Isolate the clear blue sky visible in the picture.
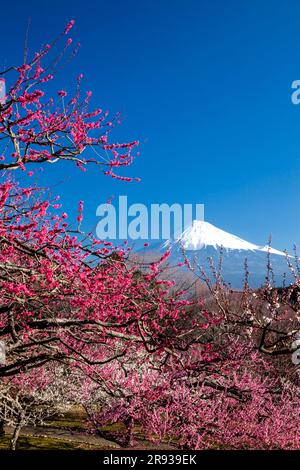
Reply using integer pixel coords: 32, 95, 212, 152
2, 0, 300, 251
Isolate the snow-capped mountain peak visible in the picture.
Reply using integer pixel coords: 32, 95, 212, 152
171, 220, 286, 256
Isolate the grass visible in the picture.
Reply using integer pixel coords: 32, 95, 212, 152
0, 434, 100, 450
45, 418, 86, 430
45, 406, 87, 431
0, 406, 176, 450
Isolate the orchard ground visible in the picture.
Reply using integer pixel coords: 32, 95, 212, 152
0, 406, 176, 450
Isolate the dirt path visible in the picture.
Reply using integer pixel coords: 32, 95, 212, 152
4, 425, 121, 449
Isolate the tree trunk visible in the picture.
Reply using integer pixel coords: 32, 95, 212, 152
0, 420, 5, 437
124, 416, 134, 447
10, 424, 22, 450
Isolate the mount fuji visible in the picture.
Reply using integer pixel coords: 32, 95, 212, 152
169, 220, 285, 256
161, 221, 291, 288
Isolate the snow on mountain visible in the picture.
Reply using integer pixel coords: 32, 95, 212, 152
169, 220, 286, 257
156, 220, 291, 287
